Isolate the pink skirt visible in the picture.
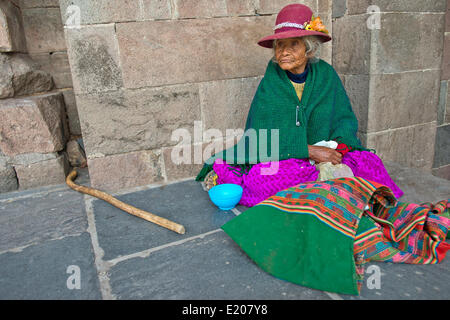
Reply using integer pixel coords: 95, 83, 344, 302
213, 150, 404, 207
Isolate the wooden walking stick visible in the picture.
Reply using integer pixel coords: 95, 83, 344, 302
66, 169, 186, 235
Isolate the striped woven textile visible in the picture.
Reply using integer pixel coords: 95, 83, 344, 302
222, 177, 450, 295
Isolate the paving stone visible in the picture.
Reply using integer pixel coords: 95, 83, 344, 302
0, 186, 87, 252
108, 231, 331, 300
0, 233, 101, 299
92, 180, 236, 261
341, 258, 450, 300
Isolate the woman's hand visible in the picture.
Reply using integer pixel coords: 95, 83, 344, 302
308, 145, 342, 165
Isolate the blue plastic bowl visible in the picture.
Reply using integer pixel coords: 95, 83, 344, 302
208, 184, 243, 211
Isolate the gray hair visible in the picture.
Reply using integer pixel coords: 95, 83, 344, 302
272, 36, 322, 64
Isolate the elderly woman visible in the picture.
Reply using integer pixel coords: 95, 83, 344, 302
196, 3, 403, 207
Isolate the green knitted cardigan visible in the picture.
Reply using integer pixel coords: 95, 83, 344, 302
196, 58, 370, 181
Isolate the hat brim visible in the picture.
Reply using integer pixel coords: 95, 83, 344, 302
257, 30, 332, 48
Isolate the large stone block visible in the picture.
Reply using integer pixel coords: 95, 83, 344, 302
29, 51, 73, 89
346, 0, 447, 15
18, 0, 60, 8
116, 16, 274, 89
332, 14, 371, 75
0, 92, 68, 156
258, 0, 316, 14
438, 80, 448, 125
64, 24, 123, 94
14, 154, 70, 190
365, 122, 437, 170
372, 13, 445, 73
175, 0, 227, 18
226, 0, 257, 16
21, 7, 66, 53
367, 70, 440, 132
200, 76, 261, 135
75, 84, 201, 157
87, 150, 164, 192
0, 0, 27, 53
447, 82, 450, 123
0, 53, 54, 99
433, 124, 450, 168
162, 143, 205, 182
59, 0, 171, 25
432, 164, 450, 180
446, 0, 450, 32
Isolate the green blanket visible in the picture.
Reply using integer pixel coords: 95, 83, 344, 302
196, 59, 369, 181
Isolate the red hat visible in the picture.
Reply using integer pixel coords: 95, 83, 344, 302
257, 4, 332, 48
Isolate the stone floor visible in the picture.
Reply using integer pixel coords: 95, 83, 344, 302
0, 161, 449, 300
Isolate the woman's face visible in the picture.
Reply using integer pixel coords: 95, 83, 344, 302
275, 38, 309, 74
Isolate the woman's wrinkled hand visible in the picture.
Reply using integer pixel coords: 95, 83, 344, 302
308, 145, 342, 165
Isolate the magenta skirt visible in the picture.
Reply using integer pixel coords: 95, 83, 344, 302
213, 150, 404, 207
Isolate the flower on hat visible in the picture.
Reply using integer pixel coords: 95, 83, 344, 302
304, 16, 329, 34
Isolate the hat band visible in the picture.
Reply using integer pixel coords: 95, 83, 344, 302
273, 22, 306, 31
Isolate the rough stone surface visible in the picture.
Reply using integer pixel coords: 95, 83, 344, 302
433, 124, 450, 168
332, 0, 347, 18
0, 0, 27, 53
21, 7, 66, 53
175, 0, 228, 18
373, 13, 445, 73
200, 76, 261, 134
60, 88, 81, 135
66, 139, 86, 167
116, 16, 274, 89
29, 52, 73, 89
447, 82, 450, 123
258, 0, 316, 14
64, 24, 123, 94
0, 53, 54, 98
59, 0, 171, 25
0, 92, 68, 156
87, 150, 164, 192
14, 154, 70, 190
367, 70, 440, 132
438, 80, 448, 125
226, 0, 257, 16
0, 165, 18, 193
18, 0, 60, 8
332, 13, 371, 75
365, 122, 437, 170
7, 152, 58, 166
442, 33, 450, 80
76, 84, 201, 157
162, 143, 206, 182
432, 164, 450, 180
346, 0, 447, 15
343, 74, 370, 133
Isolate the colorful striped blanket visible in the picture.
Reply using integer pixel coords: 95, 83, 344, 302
221, 177, 450, 295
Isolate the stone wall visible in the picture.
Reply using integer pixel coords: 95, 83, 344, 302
60, 0, 333, 191
333, 0, 448, 176
0, 0, 80, 192
434, 0, 450, 179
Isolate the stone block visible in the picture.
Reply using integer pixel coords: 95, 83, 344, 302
258, 0, 317, 14
15, 154, 70, 190
332, 14, 371, 75
438, 80, 448, 125
318, 0, 332, 14
0, 53, 54, 98
365, 122, 437, 170
332, 0, 347, 18
442, 33, 450, 80
59, 0, 171, 25
446, 1, 450, 32
0, 92, 68, 156
226, 0, 257, 16
432, 164, 450, 180
200, 76, 261, 135
7, 152, 59, 166
0, 165, 18, 193
60, 89, 81, 135
342, 74, 370, 133
447, 83, 450, 123
162, 143, 205, 182
0, 0, 27, 52
29, 51, 73, 89
87, 150, 164, 192
64, 24, 123, 94
175, 0, 227, 18
433, 124, 450, 168
18, 0, 60, 8
116, 16, 274, 89
76, 84, 201, 158
367, 70, 440, 132
21, 7, 66, 53
346, 0, 447, 15
372, 13, 445, 73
